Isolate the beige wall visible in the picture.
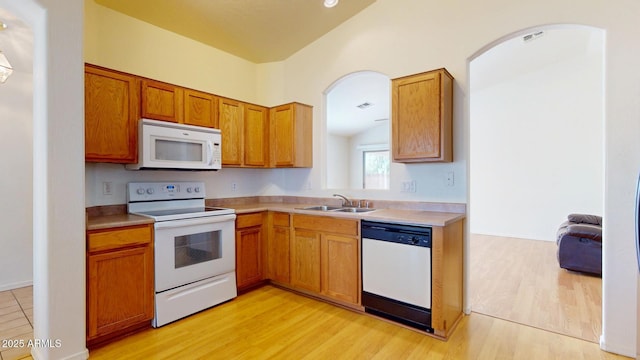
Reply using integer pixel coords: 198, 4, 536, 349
278, 0, 640, 355
84, 0, 259, 104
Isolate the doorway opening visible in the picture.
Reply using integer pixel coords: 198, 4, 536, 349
468, 25, 605, 342
324, 71, 390, 190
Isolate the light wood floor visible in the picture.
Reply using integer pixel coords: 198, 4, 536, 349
0, 287, 33, 360
88, 285, 628, 360
469, 233, 602, 343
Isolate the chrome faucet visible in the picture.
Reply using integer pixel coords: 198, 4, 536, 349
333, 193, 352, 207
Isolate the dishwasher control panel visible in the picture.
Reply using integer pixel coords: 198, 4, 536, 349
361, 220, 431, 248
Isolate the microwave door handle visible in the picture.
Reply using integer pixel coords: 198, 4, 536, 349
206, 140, 213, 165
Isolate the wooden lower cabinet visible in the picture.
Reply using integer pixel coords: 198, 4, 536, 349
290, 229, 321, 293
235, 212, 266, 292
266, 212, 291, 284
291, 215, 360, 306
86, 224, 154, 347
431, 219, 464, 338
321, 234, 359, 304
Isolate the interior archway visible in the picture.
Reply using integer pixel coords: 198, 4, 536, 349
323, 71, 391, 190
467, 24, 605, 342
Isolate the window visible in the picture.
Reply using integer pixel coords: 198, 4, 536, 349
363, 150, 390, 189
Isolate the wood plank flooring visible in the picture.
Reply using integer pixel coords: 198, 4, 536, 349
0, 287, 33, 360
89, 285, 627, 360
0, 235, 611, 359
469, 233, 602, 343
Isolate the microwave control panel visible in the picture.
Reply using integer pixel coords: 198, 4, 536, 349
211, 142, 221, 166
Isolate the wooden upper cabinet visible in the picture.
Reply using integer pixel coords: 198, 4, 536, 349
219, 98, 244, 166
269, 102, 312, 168
85, 64, 139, 163
392, 68, 453, 163
184, 89, 218, 128
244, 104, 269, 167
141, 79, 183, 123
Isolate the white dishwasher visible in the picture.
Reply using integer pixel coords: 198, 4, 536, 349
361, 220, 433, 332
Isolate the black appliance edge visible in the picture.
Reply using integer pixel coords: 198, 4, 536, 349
362, 291, 433, 333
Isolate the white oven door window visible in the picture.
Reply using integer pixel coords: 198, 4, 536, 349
174, 231, 221, 268
154, 215, 235, 292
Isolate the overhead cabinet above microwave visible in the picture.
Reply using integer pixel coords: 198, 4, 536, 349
84, 63, 312, 168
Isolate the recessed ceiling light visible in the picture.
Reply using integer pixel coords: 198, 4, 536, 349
324, 0, 339, 8
0, 21, 7, 31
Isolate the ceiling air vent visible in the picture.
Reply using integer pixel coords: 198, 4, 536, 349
357, 102, 373, 109
523, 31, 544, 43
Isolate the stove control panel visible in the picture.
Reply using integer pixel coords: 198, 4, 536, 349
127, 181, 206, 202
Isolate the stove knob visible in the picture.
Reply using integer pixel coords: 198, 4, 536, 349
136, 188, 145, 195
194, 187, 201, 193
186, 187, 193, 193
146, 188, 154, 195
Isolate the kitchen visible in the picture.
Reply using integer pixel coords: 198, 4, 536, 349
0, 0, 638, 359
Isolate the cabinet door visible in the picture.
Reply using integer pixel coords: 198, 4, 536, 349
87, 245, 154, 339
84, 65, 139, 163
268, 212, 291, 284
291, 229, 321, 292
270, 103, 312, 168
392, 69, 453, 162
270, 104, 295, 167
184, 89, 217, 128
244, 104, 269, 167
236, 225, 263, 290
321, 234, 360, 304
219, 98, 244, 166
141, 79, 183, 123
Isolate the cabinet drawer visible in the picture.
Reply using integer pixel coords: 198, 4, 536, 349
272, 212, 290, 227
88, 225, 152, 253
293, 215, 358, 237
236, 212, 263, 228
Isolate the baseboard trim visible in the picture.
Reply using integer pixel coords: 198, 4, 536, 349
31, 347, 89, 360
599, 334, 635, 358
0, 280, 33, 292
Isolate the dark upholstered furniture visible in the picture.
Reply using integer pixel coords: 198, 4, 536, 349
556, 214, 602, 276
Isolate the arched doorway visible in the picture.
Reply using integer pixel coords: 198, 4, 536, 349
468, 25, 605, 342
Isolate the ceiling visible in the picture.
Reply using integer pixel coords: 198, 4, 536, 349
327, 71, 389, 137
94, 0, 376, 63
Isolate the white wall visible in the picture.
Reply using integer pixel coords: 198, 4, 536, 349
0, 0, 87, 359
470, 27, 604, 241
0, 9, 33, 291
276, 0, 639, 355
326, 134, 350, 189
348, 123, 389, 189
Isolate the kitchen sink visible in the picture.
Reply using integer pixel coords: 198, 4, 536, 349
301, 205, 342, 211
300, 205, 376, 213
335, 207, 376, 213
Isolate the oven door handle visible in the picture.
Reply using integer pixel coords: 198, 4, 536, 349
154, 214, 236, 229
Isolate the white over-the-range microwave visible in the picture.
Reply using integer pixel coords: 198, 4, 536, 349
126, 119, 222, 171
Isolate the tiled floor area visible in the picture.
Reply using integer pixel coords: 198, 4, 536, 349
0, 287, 33, 360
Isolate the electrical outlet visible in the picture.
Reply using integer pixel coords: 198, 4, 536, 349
231, 183, 238, 191
401, 180, 416, 193
102, 181, 113, 195
446, 171, 455, 186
